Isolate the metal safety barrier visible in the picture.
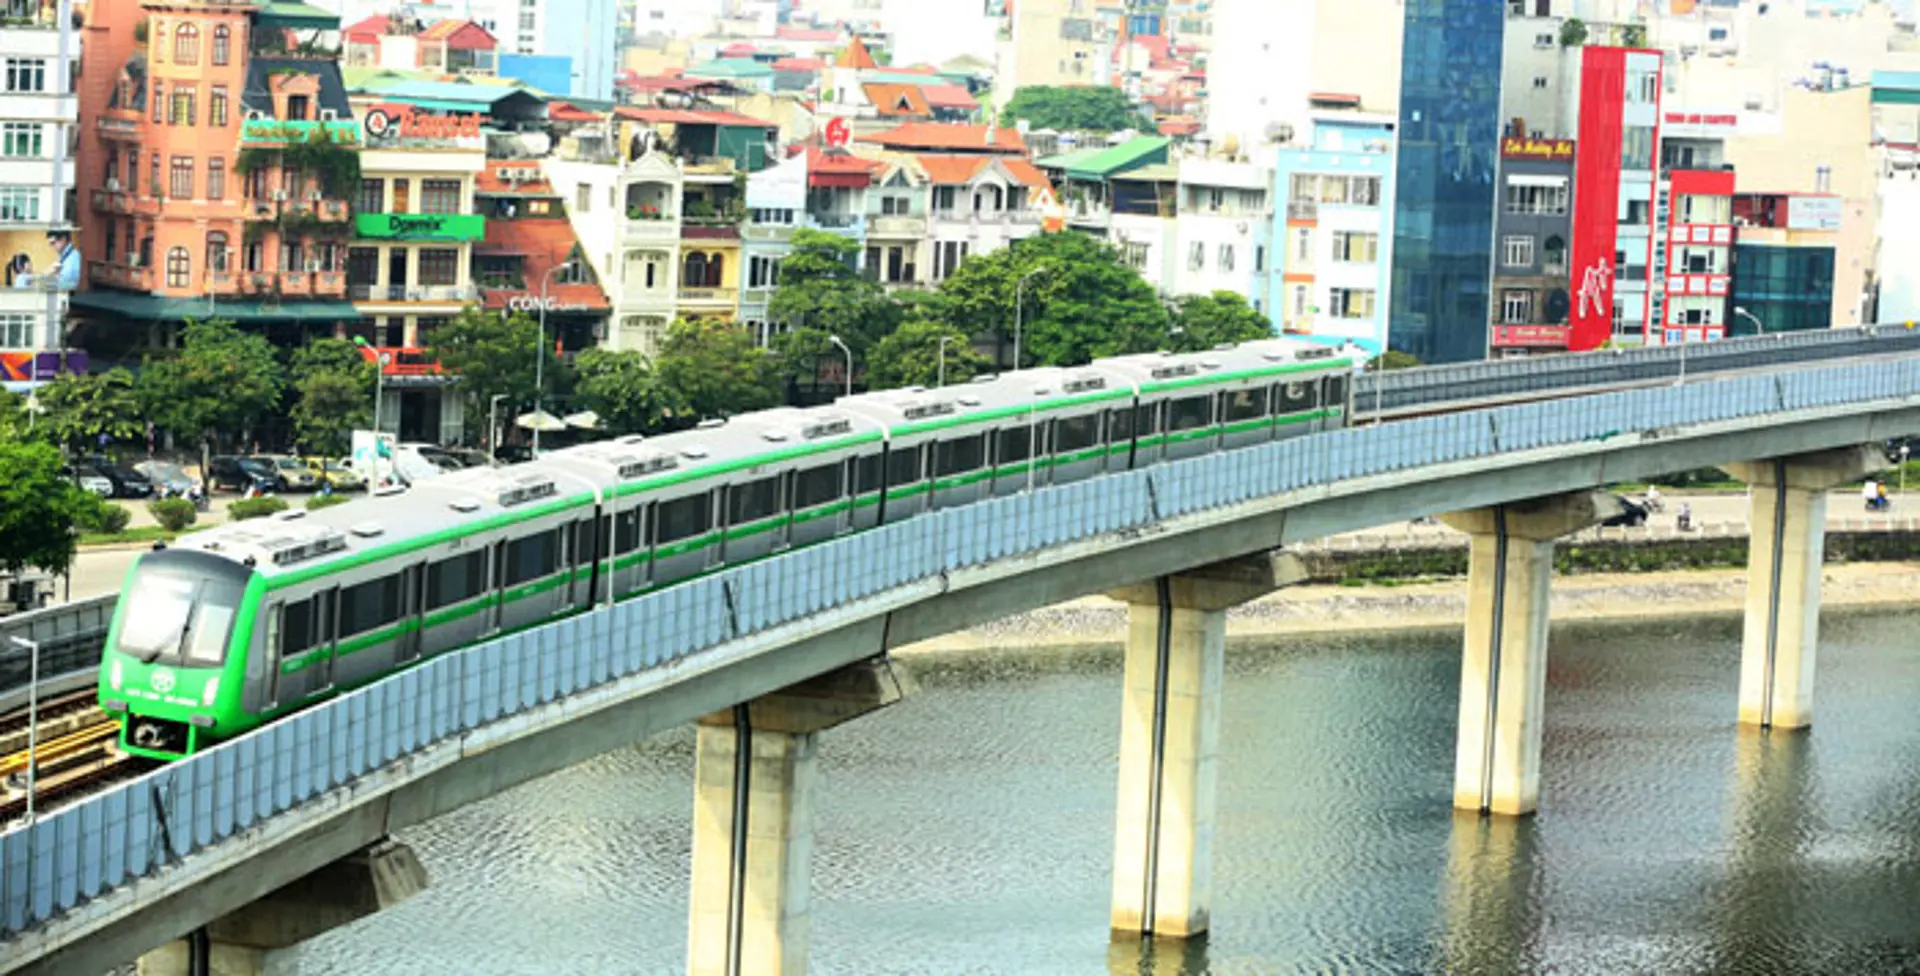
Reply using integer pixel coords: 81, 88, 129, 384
0, 597, 115, 700
3, 357, 1919, 947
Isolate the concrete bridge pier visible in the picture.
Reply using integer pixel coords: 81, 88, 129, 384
1724, 446, 1883, 730
136, 841, 427, 976
686, 657, 908, 976
1105, 552, 1309, 941
1441, 491, 1612, 817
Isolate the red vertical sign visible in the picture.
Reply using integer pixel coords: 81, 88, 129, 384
1567, 48, 1627, 352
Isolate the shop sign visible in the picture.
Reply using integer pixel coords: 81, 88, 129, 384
1500, 137, 1574, 161
363, 107, 485, 145
1661, 111, 1739, 139
1492, 325, 1570, 347
240, 118, 361, 145
507, 295, 589, 313
355, 213, 487, 242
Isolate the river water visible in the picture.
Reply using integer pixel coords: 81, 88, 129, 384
286, 609, 1920, 975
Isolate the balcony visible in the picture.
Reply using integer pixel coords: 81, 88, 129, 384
807, 212, 865, 233
206, 272, 243, 295
90, 188, 132, 216
350, 283, 480, 304
316, 199, 351, 222
681, 218, 741, 241
246, 197, 282, 221
280, 272, 313, 297
740, 222, 794, 242
239, 118, 362, 148
623, 214, 681, 246
238, 271, 278, 295
94, 115, 139, 141
868, 215, 926, 237
677, 287, 738, 305
88, 260, 152, 291
1287, 199, 1318, 221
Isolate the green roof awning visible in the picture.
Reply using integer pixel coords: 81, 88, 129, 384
381, 96, 496, 112
1034, 147, 1104, 171
1066, 136, 1171, 181
72, 291, 359, 324
255, 1, 340, 30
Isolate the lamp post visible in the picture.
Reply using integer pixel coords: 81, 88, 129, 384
533, 261, 578, 455
1733, 306, 1767, 337
350, 334, 390, 432
937, 335, 956, 388
1012, 265, 1045, 371
488, 394, 508, 463
10, 636, 38, 823
1902, 444, 1911, 496
828, 334, 853, 398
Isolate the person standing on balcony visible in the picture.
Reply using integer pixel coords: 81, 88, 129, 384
45, 232, 78, 290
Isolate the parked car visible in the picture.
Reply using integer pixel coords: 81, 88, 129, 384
76, 460, 152, 499
1602, 496, 1650, 528
442, 447, 493, 469
302, 456, 366, 491
133, 461, 196, 498
493, 445, 534, 465
255, 455, 320, 492
207, 455, 286, 494
60, 465, 114, 497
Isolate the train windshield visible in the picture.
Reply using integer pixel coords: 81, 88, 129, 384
116, 552, 249, 667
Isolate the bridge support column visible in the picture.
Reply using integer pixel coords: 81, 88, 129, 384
686, 657, 907, 976
1724, 446, 1882, 730
1441, 492, 1612, 817
136, 841, 427, 976
1106, 552, 1308, 941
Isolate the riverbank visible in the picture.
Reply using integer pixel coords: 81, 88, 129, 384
894, 562, 1920, 657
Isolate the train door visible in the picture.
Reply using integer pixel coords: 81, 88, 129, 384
397, 564, 425, 664
311, 585, 339, 692
488, 540, 508, 632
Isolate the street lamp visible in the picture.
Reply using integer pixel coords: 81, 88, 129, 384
937, 335, 957, 388
1733, 306, 1767, 337
533, 261, 579, 454
350, 335, 390, 435
488, 394, 508, 463
827, 334, 853, 398
10, 636, 38, 823
1012, 265, 1046, 371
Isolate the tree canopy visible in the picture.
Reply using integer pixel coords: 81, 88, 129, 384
866, 320, 987, 390
1001, 85, 1143, 132
0, 440, 97, 576
573, 347, 673, 435
1168, 292, 1274, 352
767, 229, 902, 355
34, 367, 145, 453
288, 338, 375, 456
653, 318, 779, 420
425, 306, 567, 436
938, 232, 1170, 367
138, 318, 286, 465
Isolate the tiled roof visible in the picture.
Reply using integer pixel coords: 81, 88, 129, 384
776, 25, 841, 42
1001, 159, 1049, 189
687, 58, 774, 79
919, 83, 979, 110
547, 100, 601, 123
863, 82, 931, 117
859, 122, 1026, 153
772, 57, 829, 72
838, 35, 879, 70
720, 42, 759, 58
344, 14, 390, 40
916, 154, 1049, 188
420, 20, 497, 50
807, 147, 883, 187
613, 106, 775, 128
1156, 116, 1201, 137
478, 218, 609, 312
476, 161, 551, 195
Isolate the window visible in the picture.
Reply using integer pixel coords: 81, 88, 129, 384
151, 81, 163, 123
169, 155, 193, 198
164, 246, 189, 287
1349, 177, 1381, 206
935, 240, 968, 279
174, 23, 199, 64
881, 195, 909, 215
1327, 287, 1375, 319
1290, 285, 1309, 320
885, 446, 920, 489
0, 186, 37, 221
1255, 245, 1265, 273
206, 232, 229, 275
170, 86, 195, 126
277, 596, 317, 659
728, 477, 781, 524
392, 179, 410, 213
575, 184, 592, 213
1293, 228, 1311, 263
793, 465, 843, 509
934, 435, 986, 477
1502, 289, 1536, 324
0, 123, 37, 157
655, 494, 711, 544
1122, 241, 1148, 269
1055, 413, 1099, 453
1535, 32, 1553, 47
280, 239, 303, 273
505, 531, 558, 584
419, 248, 458, 286
3, 58, 44, 93
748, 254, 780, 289
1331, 231, 1378, 264
1218, 244, 1234, 272
150, 153, 160, 196
125, 153, 137, 194
0, 313, 33, 347
853, 454, 882, 495
1532, 76, 1548, 89
1168, 395, 1212, 431
1504, 183, 1569, 215
358, 178, 384, 214
212, 24, 230, 65
426, 552, 486, 609
1188, 241, 1204, 271
996, 425, 1033, 465
572, 519, 597, 566
206, 157, 224, 201
422, 179, 461, 214
209, 86, 227, 127
1620, 125, 1654, 170
1224, 388, 1267, 422
1502, 235, 1534, 268
340, 575, 403, 635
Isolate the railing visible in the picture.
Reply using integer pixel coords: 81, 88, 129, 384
677, 287, 738, 303
809, 213, 861, 229
868, 215, 926, 236
0, 595, 115, 700
351, 284, 479, 303
89, 189, 131, 216
5, 354, 1919, 952
1287, 200, 1318, 220
87, 261, 152, 291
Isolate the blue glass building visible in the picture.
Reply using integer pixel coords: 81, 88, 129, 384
1388, 0, 1505, 364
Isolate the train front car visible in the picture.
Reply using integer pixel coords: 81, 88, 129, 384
98, 547, 260, 759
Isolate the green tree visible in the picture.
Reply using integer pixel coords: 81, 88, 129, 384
138, 318, 286, 481
0, 388, 28, 442
767, 229, 903, 355
1620, 22, 1646, 47
1558, 17, 1588, 47
288, 338, 375, 456
768, 326, 844, 402
0, 440, 99, 576
1372, 350, 1423, 371
1001, 85, 1143, 132
425, 306, 571, 437
574, 347, 674, 434
866, 320, 987, 389
938, 232, 1170, 367
1167, 292, 1273, 352
653, 319, 779, 419
33, 367, 144, 453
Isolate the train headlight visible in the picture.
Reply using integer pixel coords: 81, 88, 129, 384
202, 677, 220, 706
110, 659, 123, 690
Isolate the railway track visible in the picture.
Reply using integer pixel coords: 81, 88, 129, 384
0, 689, 153, 824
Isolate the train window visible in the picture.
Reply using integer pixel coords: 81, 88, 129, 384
794, 464, 843, 509
281, 598, 314, 655
886, 446, 921, 488
505, 531, 558, 585
1168, 395, 1212, 432
614, 509, 642, 553
1324, 375, 1347, 406
853, 453, 882, 494
730, 476, 781, 524
934, 434, 986, 477
340, 575, 402, 635
1136, 404, 1162, 435
1278, 381, 1319, 410
1108, 408, 1134, 442
1224, 388, 1267, 422
573, 519, 598, 566
426, 551, 486, 610
996, 425, 1033, 465
656, 494, 711, 544
1055, 413, 1099, 453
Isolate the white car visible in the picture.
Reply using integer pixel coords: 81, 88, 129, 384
63, 465, 113, 497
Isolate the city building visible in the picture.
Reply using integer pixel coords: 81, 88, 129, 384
1271, 114, 1397, 353
990, 0, 1113, 108
862, 159, 929, 292
1655, 112, 1738, 344
471, 159, 611, 360
1388, 0, 1505, 363
1730, 190, 1842, 334
74, 0, 360, 357
343, 15, 498, 76
741, 148, 805, 341
1488, 135, 1575, 356
0, 0, 81, 387
1169, 157, 1271, 306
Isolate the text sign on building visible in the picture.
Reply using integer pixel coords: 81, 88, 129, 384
1500, 137, 1575, 161
240, 118, 362, 145
363, 107, 485, 146
1786, 195, 1842, 231
1491, 325, 1571, 348
1661, 111, 1739, 139
355, 213, 487, 242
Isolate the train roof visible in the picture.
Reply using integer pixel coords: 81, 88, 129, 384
1099, 338, 1351, 387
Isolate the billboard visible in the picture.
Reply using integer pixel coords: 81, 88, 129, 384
1567, 48, 1630, 351
350, 430, 397, 488
1786, 195, 1842, 231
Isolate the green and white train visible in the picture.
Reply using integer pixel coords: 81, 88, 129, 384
99, 338, 1356, 759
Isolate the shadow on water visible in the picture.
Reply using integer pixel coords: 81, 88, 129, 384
1106, 934, 1213, 976
1436, 812, 1543, 976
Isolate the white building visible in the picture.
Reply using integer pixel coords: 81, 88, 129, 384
741, 150, 807, 341
923, 156, 1049, 283
0, 0, 79, 379
1169, 159, 1272, 305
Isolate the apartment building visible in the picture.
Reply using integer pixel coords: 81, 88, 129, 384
741, 149, 805, 341
990, 0, 1113, 108
1270, 115, 1396, 352
0, 0, 80, 384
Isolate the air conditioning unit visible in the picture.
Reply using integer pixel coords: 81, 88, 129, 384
246, 110, 265, 121
320, 109, 337, 121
